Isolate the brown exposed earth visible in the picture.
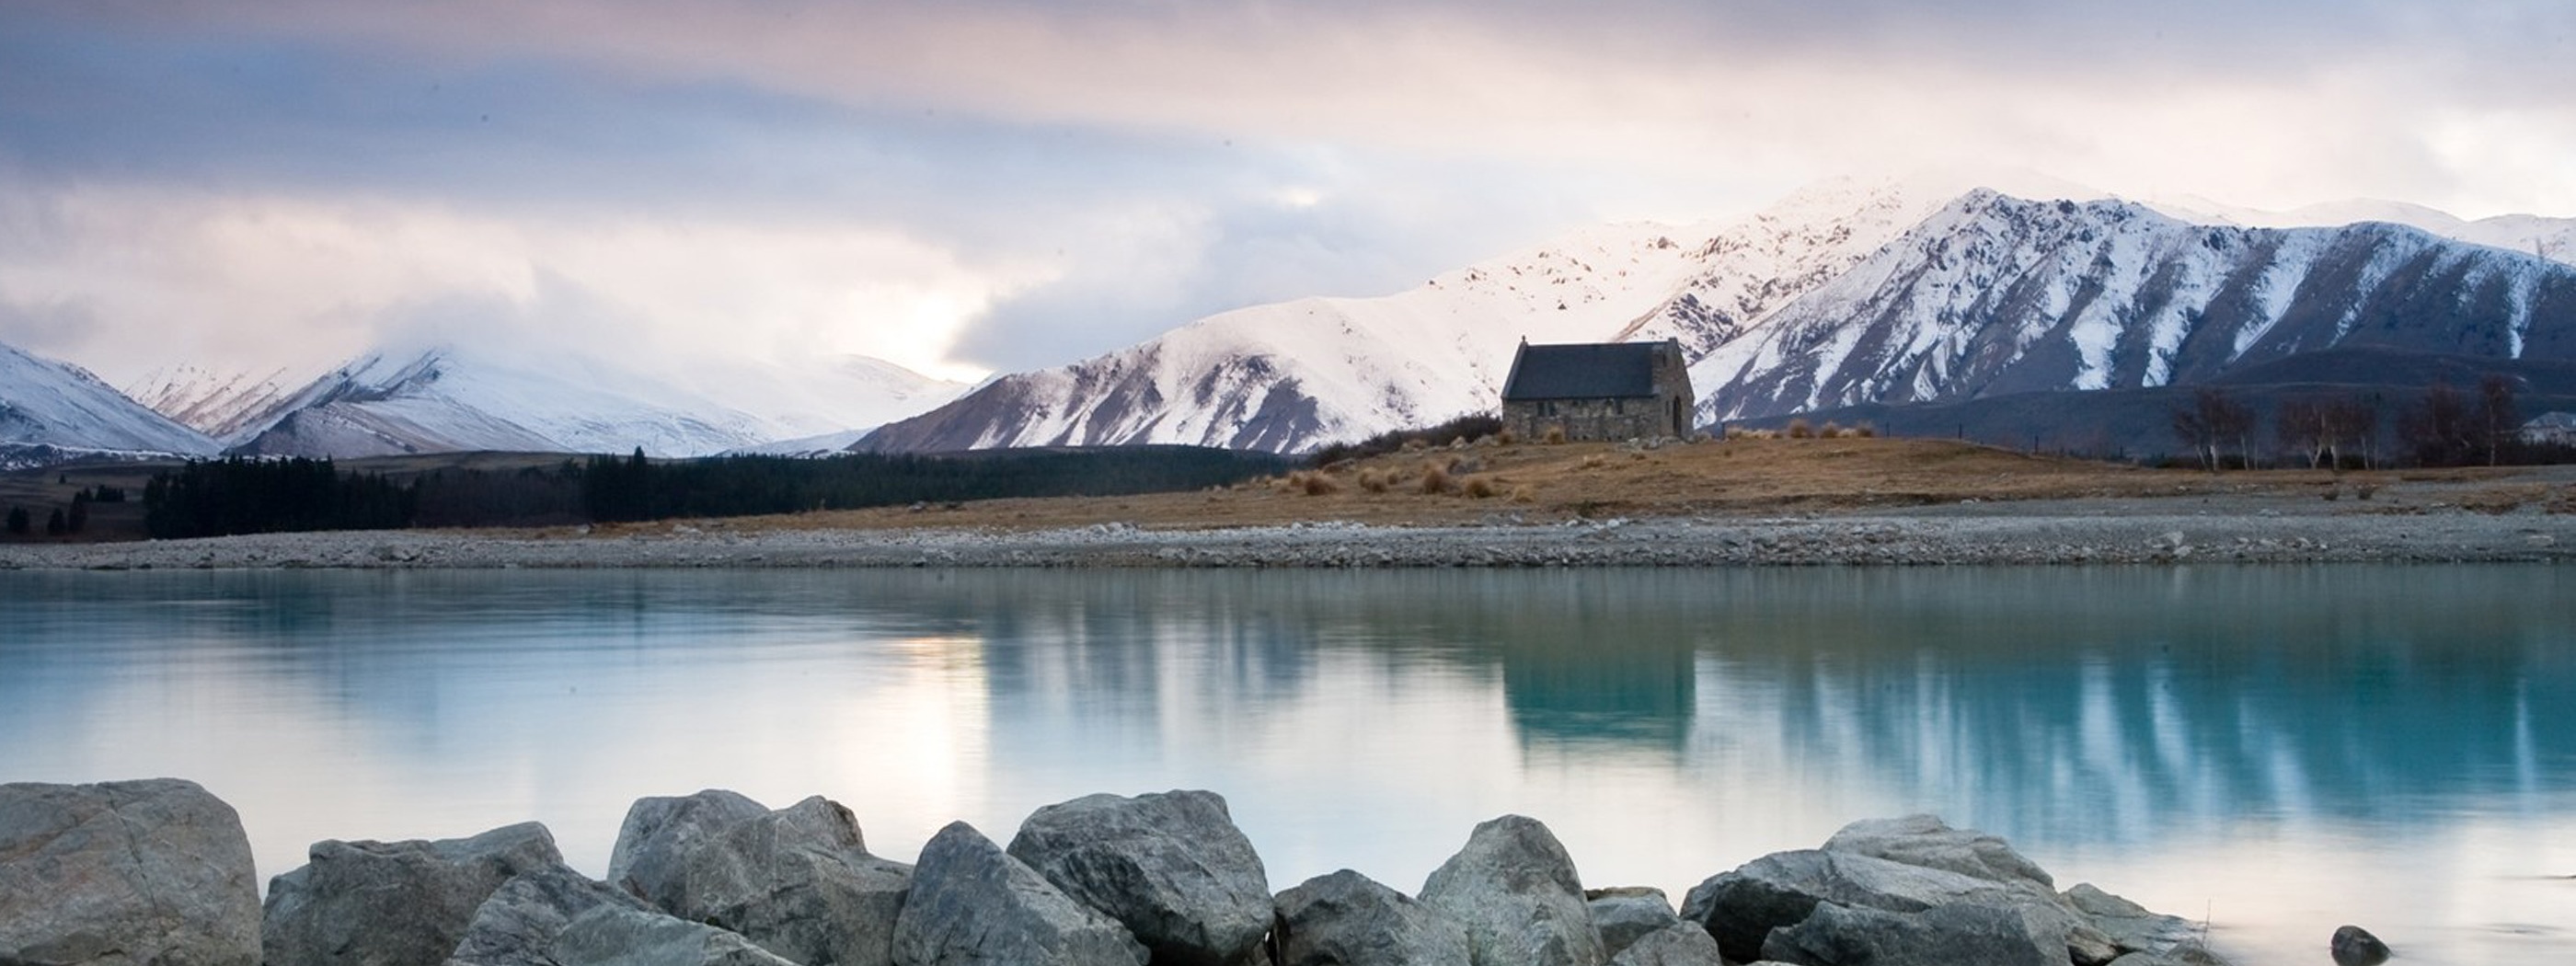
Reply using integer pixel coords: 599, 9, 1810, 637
7, 438, 2573, 569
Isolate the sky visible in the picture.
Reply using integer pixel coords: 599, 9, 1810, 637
3, 0, 2572, 389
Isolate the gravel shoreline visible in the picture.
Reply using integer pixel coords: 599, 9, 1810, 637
4, 499, 2569, 570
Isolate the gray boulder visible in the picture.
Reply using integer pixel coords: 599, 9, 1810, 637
447, 864, 656, 966
1822, 815, 2055, 893
612, 794, 910, 966
605, 790, 769, 901
1760, 901, 2067, 966
1418, 814, 1605, 966
2063, 884, 2202, 960
891, 821, 1146, 966
2329, 925, 2391, 966
263, 821, 563, 966
1271, 869, 1471, 966
1679, 849, 2101, 966
0, 778, 260, 966
1583, 888, 1681, 960
1006, 789, 1271, 966
1604, 923, 1723, 966
552, 905, 799, 966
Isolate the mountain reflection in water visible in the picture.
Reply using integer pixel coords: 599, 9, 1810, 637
3, 566, 2569, 966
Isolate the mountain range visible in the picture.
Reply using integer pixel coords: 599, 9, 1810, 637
6, 175, 2573, 467
859, 178, 2576, 454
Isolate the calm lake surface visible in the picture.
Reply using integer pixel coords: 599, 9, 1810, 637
5, 566, 2571, 964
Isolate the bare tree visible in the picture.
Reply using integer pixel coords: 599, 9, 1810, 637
2475, 374, 2521, 466
2402, 382, 2474, 466
2275, 397, 2331, 469
2171, 397, 2216, 471
2320, 395, 2381, 470
2173, 387, 2256, 471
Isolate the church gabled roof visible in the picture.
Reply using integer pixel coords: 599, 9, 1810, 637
1500, 342, 1662, 400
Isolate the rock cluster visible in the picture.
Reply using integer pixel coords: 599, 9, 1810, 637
4, 779, 2248, 966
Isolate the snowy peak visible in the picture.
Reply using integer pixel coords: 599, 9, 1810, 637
231, 345, 967, 459
2147, 195, 2576, 267
1, 340, 220, 465
122, 364, 302, 440
1695, 190, 2576, 420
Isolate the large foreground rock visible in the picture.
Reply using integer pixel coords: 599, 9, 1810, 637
263, 821, 562, 966
1761, 902, 2070, 966
1604, 923, 1723, 966
1418, 814, 1606, 966
1585, 887, 1683, 960
891, 821, 1146, 966
2062, 884, 2202, 960
1823, 815, 2055, 894
552, 905, 800, 966
1680, 849, 2101, 965
1271, 869, 1472, 966
1007, 790, 1271, 966
446, 864, 656, 966
0, 778, 260, 966
611, 792, 910, 966
606, 790, 769, 901
1681, 814, 2241, 966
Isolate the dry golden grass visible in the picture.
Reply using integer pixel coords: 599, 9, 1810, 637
631, 436, 2574, 536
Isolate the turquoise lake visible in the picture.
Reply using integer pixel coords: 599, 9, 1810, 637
3, 566, 2570, 964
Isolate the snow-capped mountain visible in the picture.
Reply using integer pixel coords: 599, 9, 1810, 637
865, 177, 2574, 454
1, 340, 220, 466
230, 345, 965, 458
2149, 196, 2576, 267
122, 364, 301, 440
859, 224, 1726, 453
1695, 191, 2576, 420
858, 177, 1971, 454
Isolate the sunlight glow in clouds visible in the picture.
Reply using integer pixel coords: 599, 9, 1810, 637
2, 0, 2570, 385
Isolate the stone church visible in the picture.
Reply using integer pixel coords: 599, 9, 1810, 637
1499, 339, 1696, 442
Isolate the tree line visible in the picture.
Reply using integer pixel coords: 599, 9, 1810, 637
132, 447, 1294, 538
2170, 375, 2564, 470
5, 484, 133, 539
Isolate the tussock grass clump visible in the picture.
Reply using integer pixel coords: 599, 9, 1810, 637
1498, 428, 1519, 445
1419, 463, 1453, 495
1464, 477, 1499, 499
1850, 422, 1877, 438
1543, 425, 1568, 444
1357, 469, 1389, 493
1821, 420, 1843, 437
1299, 472, 1341, 496
1510, 485, 1536, 503
1581, 454, 1606, 470
1787, 418, 1815, 439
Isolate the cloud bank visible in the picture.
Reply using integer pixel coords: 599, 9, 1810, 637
3, 0, 2570, 385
